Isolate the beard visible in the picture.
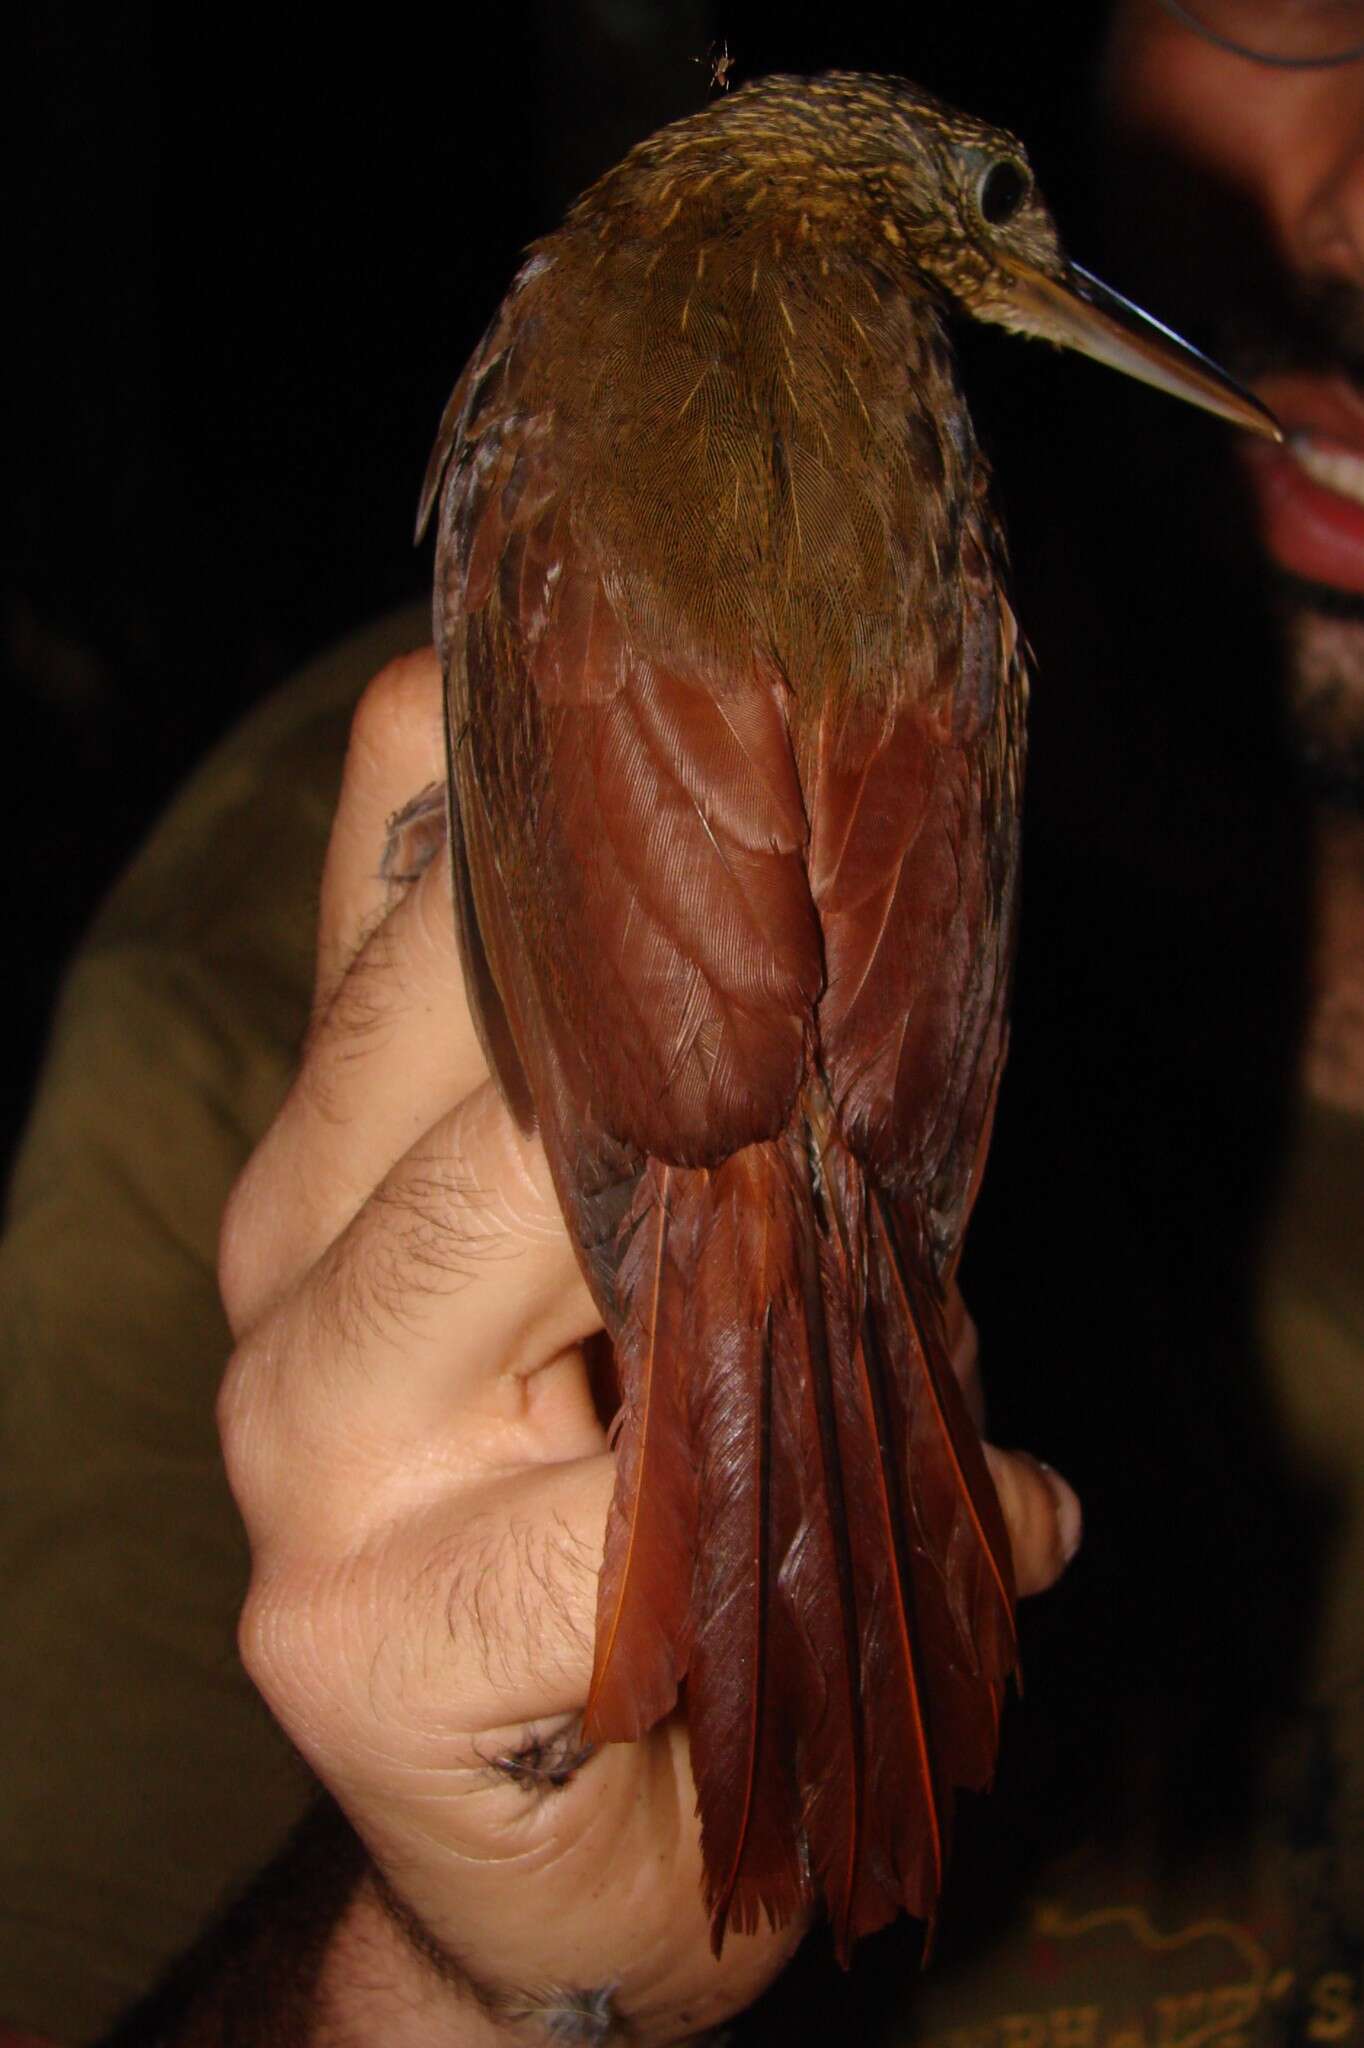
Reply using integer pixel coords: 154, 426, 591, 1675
1216, 276, 1364, 807
1214, 276, 1364, 389
1276, 579, 1364, 809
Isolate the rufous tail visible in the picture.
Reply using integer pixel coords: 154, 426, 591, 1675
582, 1097, 1017, 1962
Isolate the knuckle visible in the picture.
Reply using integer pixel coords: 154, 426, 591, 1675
235, 1545, 380, 1760
218, 1148, 274, 1339
216, 1324, 279, 1528
236, 1568, 287, 1701
236, 1563, 328, 1735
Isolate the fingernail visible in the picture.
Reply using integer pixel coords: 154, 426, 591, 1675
1038, 1461, 1083, 1565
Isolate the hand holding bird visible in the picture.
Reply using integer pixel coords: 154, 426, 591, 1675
219, 641, 1082, 2037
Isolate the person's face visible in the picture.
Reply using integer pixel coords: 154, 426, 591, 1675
1105, 0, 1363, 594
1102, 0, 1364, 786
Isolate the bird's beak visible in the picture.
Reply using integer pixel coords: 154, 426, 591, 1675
1002, 259, 1282, 442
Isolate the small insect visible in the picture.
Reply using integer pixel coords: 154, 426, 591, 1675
693, 37, 734, 92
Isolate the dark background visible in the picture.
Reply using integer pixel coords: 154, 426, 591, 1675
8, 1, 1103, 1164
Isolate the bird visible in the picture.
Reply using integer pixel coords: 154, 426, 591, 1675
417, 70, 1277, 1962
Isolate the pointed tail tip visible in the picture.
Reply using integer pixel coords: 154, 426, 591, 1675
704, 1856, 818, 1961
708, 1899, 730, 1962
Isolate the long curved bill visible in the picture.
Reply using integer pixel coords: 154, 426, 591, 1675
1005, 259, 1282, 442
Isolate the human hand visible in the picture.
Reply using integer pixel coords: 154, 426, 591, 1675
217, 649, 1080, 2043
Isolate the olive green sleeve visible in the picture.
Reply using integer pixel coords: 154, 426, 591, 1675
0, 608, 427, 2043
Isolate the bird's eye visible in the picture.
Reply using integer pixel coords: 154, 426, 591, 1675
977, 158, 1030, 227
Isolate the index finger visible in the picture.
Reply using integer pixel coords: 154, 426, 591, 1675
314, 647, 447, 1015
222, 655, 490, 1326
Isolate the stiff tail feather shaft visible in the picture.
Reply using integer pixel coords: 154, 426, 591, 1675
582, 1099, 1017, 1960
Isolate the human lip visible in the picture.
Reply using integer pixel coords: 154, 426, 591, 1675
1240, 373, 1364, 596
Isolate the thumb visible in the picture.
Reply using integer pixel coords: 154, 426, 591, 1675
984, 1445, 1083, 1597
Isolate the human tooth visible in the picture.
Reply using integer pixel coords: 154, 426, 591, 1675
1290, 433, 1364, 508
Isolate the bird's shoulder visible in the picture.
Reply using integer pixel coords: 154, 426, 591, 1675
432, 223, 984, 718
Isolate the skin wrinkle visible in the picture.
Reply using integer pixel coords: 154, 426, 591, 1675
382, 1760, 628, 1899
240, 1296, 600, 1567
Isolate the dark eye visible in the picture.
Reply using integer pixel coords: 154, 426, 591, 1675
977, 158, 1030, 226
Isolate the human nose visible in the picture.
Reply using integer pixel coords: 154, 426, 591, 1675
1295, 81, 1364, 284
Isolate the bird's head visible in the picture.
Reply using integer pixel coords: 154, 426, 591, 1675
603, 71, 1280, 443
